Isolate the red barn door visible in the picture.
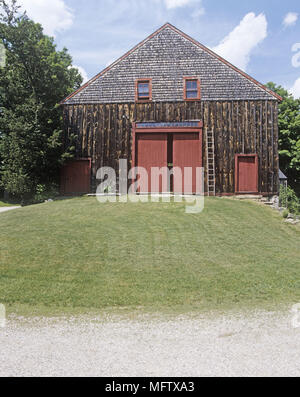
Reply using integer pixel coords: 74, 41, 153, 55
235, 155, 258, 193
173, 132, 202, 194
61, 159, 91, 195
136, 133, 168, 193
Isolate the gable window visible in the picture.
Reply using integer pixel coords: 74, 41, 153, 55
135, 79, 152, 102
184, 77, 201, 100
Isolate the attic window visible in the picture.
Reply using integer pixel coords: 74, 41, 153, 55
184, 77, 201, 100
135, 79, 152, 102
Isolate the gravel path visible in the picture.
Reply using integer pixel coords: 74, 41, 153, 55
0, 309, 299, 377
0, 206, 20, 213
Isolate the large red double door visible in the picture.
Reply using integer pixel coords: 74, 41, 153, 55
135, 129, 202, 194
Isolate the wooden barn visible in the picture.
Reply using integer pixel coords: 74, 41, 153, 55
60, 23, 282, 196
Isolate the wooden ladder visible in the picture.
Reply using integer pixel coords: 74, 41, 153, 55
206, 130, 216, 196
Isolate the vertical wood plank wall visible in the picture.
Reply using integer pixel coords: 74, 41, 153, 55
63, 100, 279, 195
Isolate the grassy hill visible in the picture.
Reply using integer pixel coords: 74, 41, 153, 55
0, 197, 299, 316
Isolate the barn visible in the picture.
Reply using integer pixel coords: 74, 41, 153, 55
60, 23, 282, 196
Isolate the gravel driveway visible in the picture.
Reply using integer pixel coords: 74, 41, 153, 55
0, 309, 299, 377
0, 206, 20, 213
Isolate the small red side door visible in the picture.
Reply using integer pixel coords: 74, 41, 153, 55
236, 155, 258, 193
61, 160, 91, 195
173, 133, 202, 194
136, 133, 168, 193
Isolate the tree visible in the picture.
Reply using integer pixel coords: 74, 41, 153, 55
0, 0, 82, 201
266, 82, 300, 195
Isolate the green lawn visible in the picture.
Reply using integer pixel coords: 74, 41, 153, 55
0, 196, 299, 316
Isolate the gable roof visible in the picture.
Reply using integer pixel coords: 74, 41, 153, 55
61, 23, 282, 104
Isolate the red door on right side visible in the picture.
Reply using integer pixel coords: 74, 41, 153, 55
235, 155, 258, 194
173, 132, 202, 194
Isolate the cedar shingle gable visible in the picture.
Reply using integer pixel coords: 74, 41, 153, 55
62, 23, 281, 104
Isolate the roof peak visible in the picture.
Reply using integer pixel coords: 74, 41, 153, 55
61, 23, 282, 104
161, 22, 174, 28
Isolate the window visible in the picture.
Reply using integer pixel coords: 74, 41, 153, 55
135, 79, 152, 102
184, 77, 201, 100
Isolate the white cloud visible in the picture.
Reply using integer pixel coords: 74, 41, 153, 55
162, 0, 205, 18
164, 0, 192, 9
292, 43, 300, 68
72, 49, 124, 68
72, 65, 89, 84
212, 12, 268, 72
164, 0, 203, 10
289, 78, 300, 98
192, 7, 205, 18
283, 12, 298, 28
20, 0, 74, 37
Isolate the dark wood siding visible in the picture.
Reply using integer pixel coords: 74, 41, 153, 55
63, 100, 279, 195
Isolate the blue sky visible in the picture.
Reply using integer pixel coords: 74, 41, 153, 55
20, 0, 300, 97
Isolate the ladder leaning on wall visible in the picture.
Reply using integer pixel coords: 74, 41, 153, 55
206, 130, 216, 196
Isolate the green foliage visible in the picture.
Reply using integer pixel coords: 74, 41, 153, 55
279, 185, 300, 215
103, 186, 113, 194
282, 209, 289, 219
21, 183, 59, 206
0, 0, 82, 199
266, 82, 300, 194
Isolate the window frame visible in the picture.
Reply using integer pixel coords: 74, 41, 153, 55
183, 77, 201, 101
135, 78, 152, 102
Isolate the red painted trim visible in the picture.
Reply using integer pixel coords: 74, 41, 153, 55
132, 122, 136, 172
183, 77, 201, 101
135, 78, 152, 102
61, 23, 282, 104
235, 154, 259, 194
198, 126, 203, 169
